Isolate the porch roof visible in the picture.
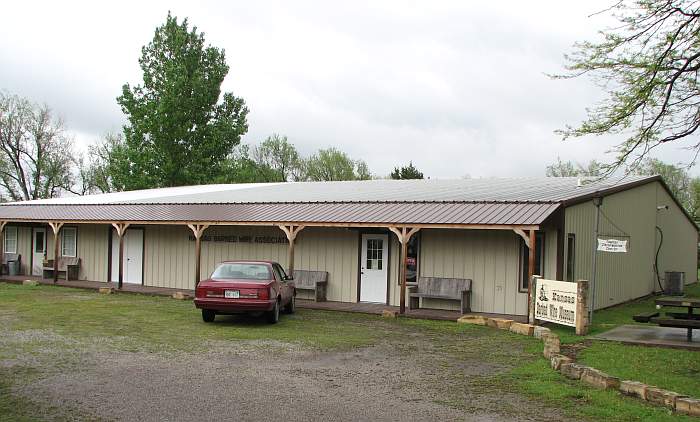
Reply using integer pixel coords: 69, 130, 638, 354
0, 201, 559, 227
0, 175, 664, 228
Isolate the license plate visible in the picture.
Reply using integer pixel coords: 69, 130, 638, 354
225, 290, 239, 299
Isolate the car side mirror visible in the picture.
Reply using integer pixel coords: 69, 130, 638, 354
284, 275, 293, 281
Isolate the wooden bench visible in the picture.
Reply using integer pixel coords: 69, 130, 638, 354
665, 312, 700, 320
42, 257, 81, 281
2, 253, 21, 275
408, 277, 472, 313
293, 270, 328, 302
650, 317, 700, 341
632, 311, 659, 323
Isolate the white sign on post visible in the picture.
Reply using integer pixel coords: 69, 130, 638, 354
534, 278, 577, 327
597, 238, 628, 253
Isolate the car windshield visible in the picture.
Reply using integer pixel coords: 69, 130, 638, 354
210, 263, 271, 280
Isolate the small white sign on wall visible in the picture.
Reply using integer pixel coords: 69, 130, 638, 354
597, 238, 628, 253
534, 279, 577, 327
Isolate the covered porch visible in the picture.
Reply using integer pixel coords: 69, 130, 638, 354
0, 197, 561, 317
0, 275, 527, 322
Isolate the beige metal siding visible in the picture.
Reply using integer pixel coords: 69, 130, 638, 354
565, 181, 664, 309
295, 227, 359, 303
655, 184, 698, 286
75, 224, 109, 282
409, 229, 528, 315
9, 225, 33, 276
143, 225, 360, 300
544, 229, 558, 280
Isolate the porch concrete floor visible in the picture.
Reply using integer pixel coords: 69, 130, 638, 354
0, 275, 526, 322
592, 324, 700, 350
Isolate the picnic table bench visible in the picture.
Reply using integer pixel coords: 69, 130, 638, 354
634, 296, 700, 341
408, 277, 472, 313
293, 269, 328, 302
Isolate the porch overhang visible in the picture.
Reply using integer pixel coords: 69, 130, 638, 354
0, 201, 560, 229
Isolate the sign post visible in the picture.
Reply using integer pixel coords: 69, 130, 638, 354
533, 278, 590, 335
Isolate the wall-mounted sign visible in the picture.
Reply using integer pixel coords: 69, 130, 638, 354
534, 278, 577, 327
188, 235, 287, 244
597, 238, 627, 253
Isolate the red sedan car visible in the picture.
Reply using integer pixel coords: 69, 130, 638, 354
194, 260, 296, 324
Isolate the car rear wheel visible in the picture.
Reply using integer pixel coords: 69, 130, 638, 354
283, 294, 296, 314
267, 300, 280, 324
202, 309, 216, 323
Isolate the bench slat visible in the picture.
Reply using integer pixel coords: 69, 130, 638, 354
409, 293, 462, 300
650, 317, 700, 328
632, 312, 659, 323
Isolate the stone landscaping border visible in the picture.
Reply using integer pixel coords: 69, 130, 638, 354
457, 314, 700, 417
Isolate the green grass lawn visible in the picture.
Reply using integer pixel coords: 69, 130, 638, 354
0, 282, 697, 421
541, 283, 700, 401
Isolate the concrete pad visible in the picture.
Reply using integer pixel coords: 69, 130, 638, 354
591, 325, 700, 350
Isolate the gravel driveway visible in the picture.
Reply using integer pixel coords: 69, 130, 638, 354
2, 320, 572, 422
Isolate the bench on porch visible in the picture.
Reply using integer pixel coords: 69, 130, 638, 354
42, 257, 81, 281
408, 277, 472, 314
293, 269, 328, 302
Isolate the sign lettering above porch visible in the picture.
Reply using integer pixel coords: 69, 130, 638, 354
597, 238, 628, 253
188, 235, 287, 244
534, 278, 577, 327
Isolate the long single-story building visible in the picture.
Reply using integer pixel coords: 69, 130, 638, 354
0, 176, 696, 316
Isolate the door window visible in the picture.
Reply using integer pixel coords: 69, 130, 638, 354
274, 264, 288, 281
34, 231, 45, 254
366, 238, 384, 270
271, 265, 282, 282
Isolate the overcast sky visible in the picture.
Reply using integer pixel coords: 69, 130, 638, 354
2, 1, 697, 178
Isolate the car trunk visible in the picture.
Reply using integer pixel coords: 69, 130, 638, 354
196, 279, 272, 300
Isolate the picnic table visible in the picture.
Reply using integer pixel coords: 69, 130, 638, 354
652, 297, 700, 342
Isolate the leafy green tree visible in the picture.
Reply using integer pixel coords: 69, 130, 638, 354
78, 132, 123, 194
114, 13, 248, 190
545, 157, 602, 177
251, 134, 305, 182
355, 160, 372, 180
305, 148, 371, 181
0, 92, 77, 200
556, 1, 700, 170
217, 146, 279, 183
631, 158, 696, 215
691, 178, 700, 221
390, 162, 424, 179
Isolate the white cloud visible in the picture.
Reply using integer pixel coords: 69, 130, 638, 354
1, 0, 696, 178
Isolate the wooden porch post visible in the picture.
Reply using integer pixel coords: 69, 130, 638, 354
388, 226, 421, 315
111, 223, 130, 290
279, 225, 305, 276
527, 229, 536, 324
187, 224, 209, 287
48, 222, 64, 284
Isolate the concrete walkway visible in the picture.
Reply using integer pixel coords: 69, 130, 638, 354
592, 324, 700, 350
0, 275, 528, 322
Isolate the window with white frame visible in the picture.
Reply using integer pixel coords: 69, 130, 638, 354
4, 226, 17, 254
61, 227, 77, 257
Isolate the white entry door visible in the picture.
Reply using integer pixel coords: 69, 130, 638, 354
360, 234, 389, 303
32, 228, 46, 276
111, 229, 143, 284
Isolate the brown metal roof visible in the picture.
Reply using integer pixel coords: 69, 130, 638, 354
0, 202, 560, 227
